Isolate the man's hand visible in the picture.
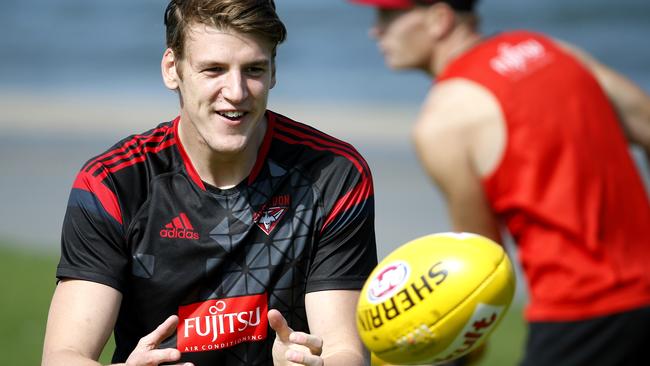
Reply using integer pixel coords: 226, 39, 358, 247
124, 315, 193, 366
269, 309, 324, 366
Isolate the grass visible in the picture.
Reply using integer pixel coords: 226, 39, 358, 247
0, 244, 58, 365
0, 243, 525, 365
480, 299, 526, 366
0, 244, 115, 364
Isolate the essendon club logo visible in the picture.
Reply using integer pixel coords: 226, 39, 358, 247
160, 212, 199, 240
253, 194, 290, 235
177, 294, 268, 353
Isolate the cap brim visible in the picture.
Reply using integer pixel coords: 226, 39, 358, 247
349, 0, 414, 9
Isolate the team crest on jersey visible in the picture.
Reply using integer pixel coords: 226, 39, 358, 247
253, 195, 290, 235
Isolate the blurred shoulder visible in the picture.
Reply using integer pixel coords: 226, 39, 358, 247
414, 78, 501, 138
412, 79, 506, 177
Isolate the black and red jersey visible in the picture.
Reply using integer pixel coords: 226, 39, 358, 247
57, 110, 377, 365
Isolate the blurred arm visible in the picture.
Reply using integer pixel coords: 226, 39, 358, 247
42, 279, 122, 366
305, 290, 369, 365
557, 40, 650, 157
411, 80, 502, 244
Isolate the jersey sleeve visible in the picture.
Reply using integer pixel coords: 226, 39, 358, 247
306, 153, 378, 293
56, 164, 129, 292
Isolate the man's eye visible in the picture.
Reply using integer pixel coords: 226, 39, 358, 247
247, 67, 266, 76
204, 67, 224, 74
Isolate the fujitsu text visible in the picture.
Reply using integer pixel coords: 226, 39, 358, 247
183, 300, 262, 342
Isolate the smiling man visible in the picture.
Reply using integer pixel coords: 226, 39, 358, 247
42, 1, 377, 365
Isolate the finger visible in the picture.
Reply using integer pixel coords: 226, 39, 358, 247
289, 332, 323, 356
129, 347, 183, 365
286, 349, 324, 366
268, 309, 293, 342
138, 315, 179, 348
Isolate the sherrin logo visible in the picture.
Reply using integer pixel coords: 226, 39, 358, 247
177, 294, 268, 353
368, 261, 410, 304
358, 261, 449, 332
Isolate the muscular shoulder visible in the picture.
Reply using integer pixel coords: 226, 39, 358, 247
270, 112, 373, 222
74, 121, 180, 223
271, 111, 372, 181
82, 121, 178, 179
415, 79, 500, 135
413, 79, 505, 177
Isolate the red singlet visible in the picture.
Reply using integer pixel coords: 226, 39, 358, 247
439, 31, 650, 321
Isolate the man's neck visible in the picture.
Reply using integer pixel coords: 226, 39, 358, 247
431, 27, 482, 77
178, 117, 267, 190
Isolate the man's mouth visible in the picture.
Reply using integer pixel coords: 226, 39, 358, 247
217, 111, 246, 121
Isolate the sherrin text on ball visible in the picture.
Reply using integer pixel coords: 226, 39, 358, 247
357, 232, 516, 365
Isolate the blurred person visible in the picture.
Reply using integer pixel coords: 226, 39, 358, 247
350, 0, 650, 365
42, 0, 377, 365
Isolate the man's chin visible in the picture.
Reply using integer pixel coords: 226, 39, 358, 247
384, 57, 410, 71
206, 141, 247, 155
386, 61, 410, 71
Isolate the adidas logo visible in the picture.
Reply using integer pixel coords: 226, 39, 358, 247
160, 212, 199, 240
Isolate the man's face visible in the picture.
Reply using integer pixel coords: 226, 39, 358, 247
165, 23, 276, 156
370, 7, 433, 70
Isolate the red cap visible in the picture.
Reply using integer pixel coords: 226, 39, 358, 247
350, 0, 476, 11
349, 0, 416, 9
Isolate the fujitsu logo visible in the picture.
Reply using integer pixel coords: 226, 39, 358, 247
178, 294, 268, 353
253, 194, 290, 235
160, 212, 199, 240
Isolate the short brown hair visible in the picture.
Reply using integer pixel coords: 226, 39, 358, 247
164, 0, 287, 59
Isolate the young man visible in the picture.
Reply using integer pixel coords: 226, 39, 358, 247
42, 1, 377, 365
350, 0, 650, 365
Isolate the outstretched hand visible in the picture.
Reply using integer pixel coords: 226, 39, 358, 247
269, 309, 324, 366
124, 315, 194, 366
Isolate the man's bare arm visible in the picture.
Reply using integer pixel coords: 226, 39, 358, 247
269, 290, 368, 366
306, 290, 368, 366
42, 279, 190, 366
412, 80, 502, 243
42, 279, 122, 366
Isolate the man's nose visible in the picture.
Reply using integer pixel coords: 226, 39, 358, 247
222, 71, 248, 102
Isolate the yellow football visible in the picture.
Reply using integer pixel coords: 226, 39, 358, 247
357, 232, 516, 365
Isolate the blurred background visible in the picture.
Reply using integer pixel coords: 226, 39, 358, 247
1, 0, 648, 364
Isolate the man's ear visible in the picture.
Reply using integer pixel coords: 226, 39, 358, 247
426, 2, 456, 39
161, 48, 180, 90
270, 61, 277, 89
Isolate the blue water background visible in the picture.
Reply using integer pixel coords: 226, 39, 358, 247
2, 0, 649, 103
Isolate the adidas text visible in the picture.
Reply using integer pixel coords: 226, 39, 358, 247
160, 228, 199, 240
